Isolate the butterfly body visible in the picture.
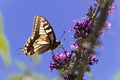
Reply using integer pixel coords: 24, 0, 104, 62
22, 16, 61, 55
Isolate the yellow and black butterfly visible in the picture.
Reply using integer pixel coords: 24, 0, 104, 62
21, 16, 61, 55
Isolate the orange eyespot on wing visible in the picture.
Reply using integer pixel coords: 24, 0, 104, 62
28, 50, 34, 55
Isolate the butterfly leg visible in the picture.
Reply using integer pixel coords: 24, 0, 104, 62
60, 44, 65, 51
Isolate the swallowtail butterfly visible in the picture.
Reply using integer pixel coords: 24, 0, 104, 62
21, 16, 61, 55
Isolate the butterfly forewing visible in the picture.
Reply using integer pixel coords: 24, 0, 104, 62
38, 16, 58, 49
22, 16, 61, 55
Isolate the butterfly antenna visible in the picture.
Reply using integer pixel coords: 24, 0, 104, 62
59, 31, 65, 41
58, 31, 66, 51
16, 49, 21, 55
16, 47, 24, 55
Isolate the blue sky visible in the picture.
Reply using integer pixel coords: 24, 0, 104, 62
0, 0, 120, 80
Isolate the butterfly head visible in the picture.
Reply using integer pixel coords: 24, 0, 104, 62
21, 46, 35, 55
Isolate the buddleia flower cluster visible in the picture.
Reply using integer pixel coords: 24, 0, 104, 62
49, 0, 115, 80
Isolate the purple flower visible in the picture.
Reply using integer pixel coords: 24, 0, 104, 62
49, 51, 72, 71
104, 22, 111, 29
50, 0, 114, 80
73, 19, 92, 39
88, 54, 98, 65
82, 48, 87, 54
98, 30, 103, 36
70, 42, 80, 49
108, 6, 115, 14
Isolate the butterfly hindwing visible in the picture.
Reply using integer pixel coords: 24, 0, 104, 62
33, 35, 50, 54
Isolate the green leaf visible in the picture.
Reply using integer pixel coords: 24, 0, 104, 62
7, 74, 23, 80
31, 52, 41, 65
53, 76, 62, 80
113, 72, 120, 80
15, 60, 27, 71
8, 72, 51, 80
32, 73, 50, 80
0, 13, 11, 66
86, 70, 94, 78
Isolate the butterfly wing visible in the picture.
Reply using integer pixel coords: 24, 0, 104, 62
22, 16, 60, 55
22, 16, 42, 55
32, 16, 40, 37
33, 35, 51, 54
37, 16, 59, 50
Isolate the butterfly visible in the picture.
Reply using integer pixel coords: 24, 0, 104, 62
21, 16, 61, 55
